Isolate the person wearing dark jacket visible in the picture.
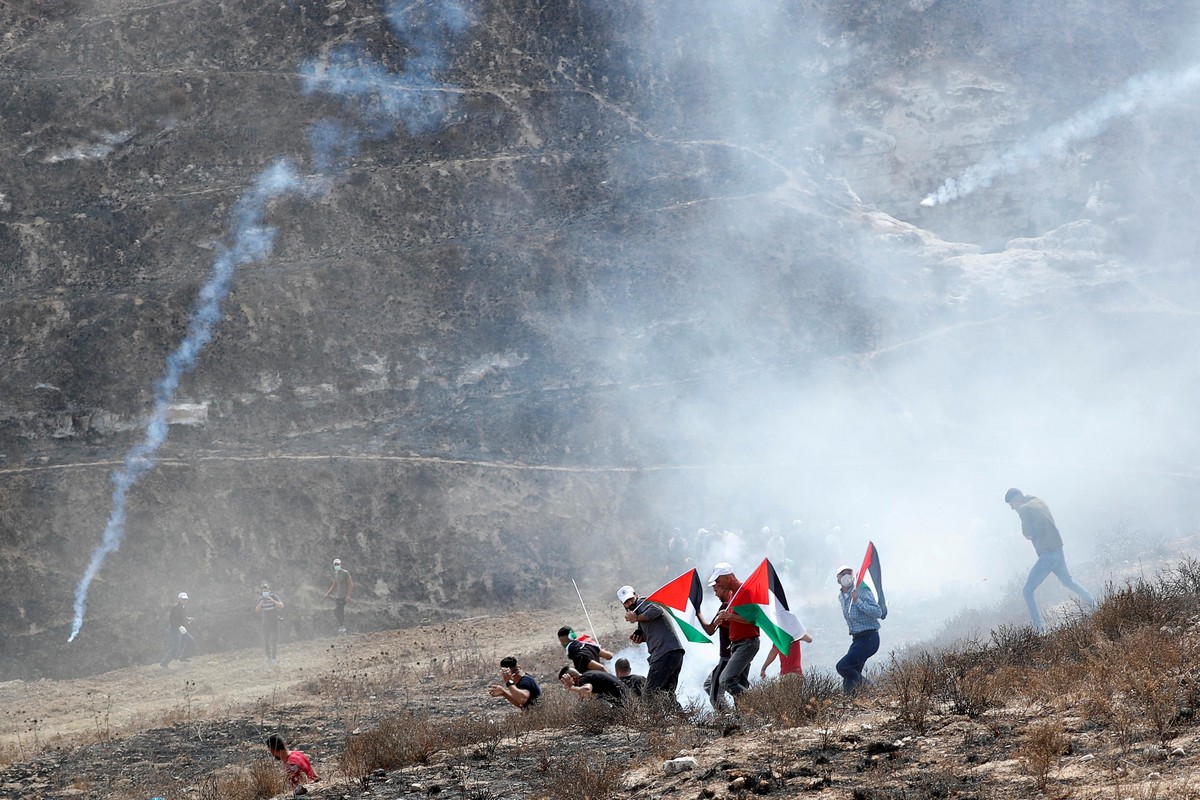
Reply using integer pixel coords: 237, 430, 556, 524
160, 592, 195, 669
1007, 488, 1096, 631
557, 626, 613, 673
559, 666, 629, 705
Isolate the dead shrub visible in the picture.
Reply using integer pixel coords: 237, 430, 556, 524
1090, 580, 1179, 639
1020, 719, 1068, 790
987, 624, 1043, 666
441, 715, 505, 757
937, 647, 1001, 718
1160, 557, 1200, 599
513, 690, 574, 733
1074, 627, 1195, 747
340, 713, 440, 782
196, 760, 286, 800
539, 753, 624, 800
735, 669, 842, 728
881, 652, 939, 733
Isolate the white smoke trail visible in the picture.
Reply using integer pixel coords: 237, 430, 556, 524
921, 63, 1200, 207
69, 162, 303, 641
301, 0, 470, 170
68, 1, 473, 641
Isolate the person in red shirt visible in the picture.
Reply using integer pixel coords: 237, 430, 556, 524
708, 563, 761, 708
267, 734, 319, 795
760, 632, 814, 679
697, 581, 733, 711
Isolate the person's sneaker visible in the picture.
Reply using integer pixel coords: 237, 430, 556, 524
159, 663, 169, 670
337, 627, 347, 635
270, 658, 278, 666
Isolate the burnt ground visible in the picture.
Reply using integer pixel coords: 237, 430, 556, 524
5, 599, 1200, 800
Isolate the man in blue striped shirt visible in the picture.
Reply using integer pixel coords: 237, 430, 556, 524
255, 583, 285, 665
836, 565, 883, 694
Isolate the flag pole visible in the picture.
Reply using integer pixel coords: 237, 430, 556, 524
849, 541, 873, 609
572, 578, 600, 645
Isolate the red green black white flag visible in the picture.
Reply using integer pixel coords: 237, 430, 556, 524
854, 540, 888, 619
729, 558, 807, 656
646, 568, 713, 644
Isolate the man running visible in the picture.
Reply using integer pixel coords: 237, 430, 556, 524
1006, 488, 1096, 631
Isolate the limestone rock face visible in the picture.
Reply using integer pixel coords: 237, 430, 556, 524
3, 1, 1200, 677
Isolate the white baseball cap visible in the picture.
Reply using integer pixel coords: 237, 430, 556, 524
836, 565, 853, 577
616, 585, 636, 603
707, 562, 735, 586
178, 592, 189, 600
333, 558, 342, 566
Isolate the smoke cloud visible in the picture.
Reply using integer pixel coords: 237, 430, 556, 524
68, 1, 473, 641
921, 62, 1200, 207
69, 162, 303, 641
301, 0, 469, 170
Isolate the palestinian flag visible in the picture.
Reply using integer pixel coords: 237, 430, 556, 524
855, 541, 888, 619
646, 569, 712, 644
730, 559, 807, 656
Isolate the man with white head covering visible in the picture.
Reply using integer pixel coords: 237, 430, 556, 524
618, 584, 684, 703
159, 592, 195, 669
835, 565, 882, 694
707, 562, 760, 706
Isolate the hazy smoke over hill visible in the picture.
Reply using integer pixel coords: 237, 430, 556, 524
543, 0, 1200, 627
6, 0, 1200, 678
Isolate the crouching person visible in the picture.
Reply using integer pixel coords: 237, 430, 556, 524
559, 666, 629, 706
266, 734, 319, 796
488, 656, 541, 710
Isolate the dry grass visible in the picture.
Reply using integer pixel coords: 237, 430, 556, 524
539, 753, 625, 800
876, 557, 1200, 757
735, 670, 842, 727
340, 713, 443, 781
196, 760, 286, 800
881, 652, 939, 733
1020, 719, 1068, 790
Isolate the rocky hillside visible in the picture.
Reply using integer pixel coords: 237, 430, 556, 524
4, 0, 1200, 679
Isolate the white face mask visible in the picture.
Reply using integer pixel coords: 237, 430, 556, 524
262, 591, 270, 598
839, 574, 854, 589
334, 565, 341, 572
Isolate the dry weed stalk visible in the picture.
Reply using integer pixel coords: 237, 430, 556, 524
1020, 719, 1068, 791
882, 652, 938, 733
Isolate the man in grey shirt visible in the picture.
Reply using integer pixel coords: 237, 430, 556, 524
618, 584, 684, 704
1006, 488, 1096, 631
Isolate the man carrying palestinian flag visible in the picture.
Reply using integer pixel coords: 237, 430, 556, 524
644, 569, 713, 646
707, 562, 763, 707
836, 548, 885, 694
722, 559, 809, 694
619, 580, 687, 704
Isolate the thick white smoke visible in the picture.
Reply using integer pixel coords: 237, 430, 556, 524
921, 62, 1200, 206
